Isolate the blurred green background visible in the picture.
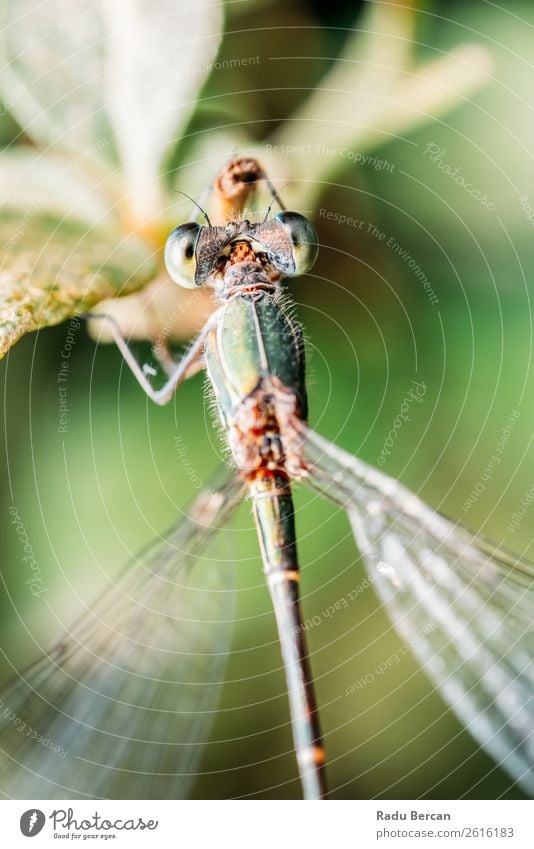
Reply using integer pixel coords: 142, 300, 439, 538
1, 0, 533, 799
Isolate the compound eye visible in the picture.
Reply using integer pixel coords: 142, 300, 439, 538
164, 222, 202, 288
275, 211, 319, 275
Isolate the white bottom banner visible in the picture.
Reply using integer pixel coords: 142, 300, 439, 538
0, 799, 531, 848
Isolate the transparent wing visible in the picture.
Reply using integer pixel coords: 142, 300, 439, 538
297, 424, 534, 795
0, 467, 244, 800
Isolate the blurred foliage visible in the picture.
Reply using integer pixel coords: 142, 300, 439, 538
0, 0, 533, 800
0, 0, 489, 352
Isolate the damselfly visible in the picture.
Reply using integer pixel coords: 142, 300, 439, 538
0, 157, 532, 800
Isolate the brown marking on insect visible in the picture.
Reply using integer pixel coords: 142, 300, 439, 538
228, 241, 257, 266
263, 567, 301, 588
312, 745, 326, 766
283, 569, 300, 583
297, 743, 326, 769
227, 378, 308, 481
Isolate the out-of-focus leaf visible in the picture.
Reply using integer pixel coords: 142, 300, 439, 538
0, 149, 117, 225
0, 108, 19, 147
0, 3, 113, 170
0, 211, 157, 356
0, 0, 223, 222
264, 2, 493, 209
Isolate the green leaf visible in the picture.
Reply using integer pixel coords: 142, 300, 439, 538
0, 211, 157, 357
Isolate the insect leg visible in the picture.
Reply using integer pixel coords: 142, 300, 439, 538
84, 313, 211, 405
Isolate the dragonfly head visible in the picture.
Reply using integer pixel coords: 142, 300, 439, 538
164, 213, 318, 290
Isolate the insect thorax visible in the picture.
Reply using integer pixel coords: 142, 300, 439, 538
204, 291, 308, 480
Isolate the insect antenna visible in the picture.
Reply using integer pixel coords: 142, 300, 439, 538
263, 175, 287, 212
174, 190, 212, 226
262, 182, 291, 222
